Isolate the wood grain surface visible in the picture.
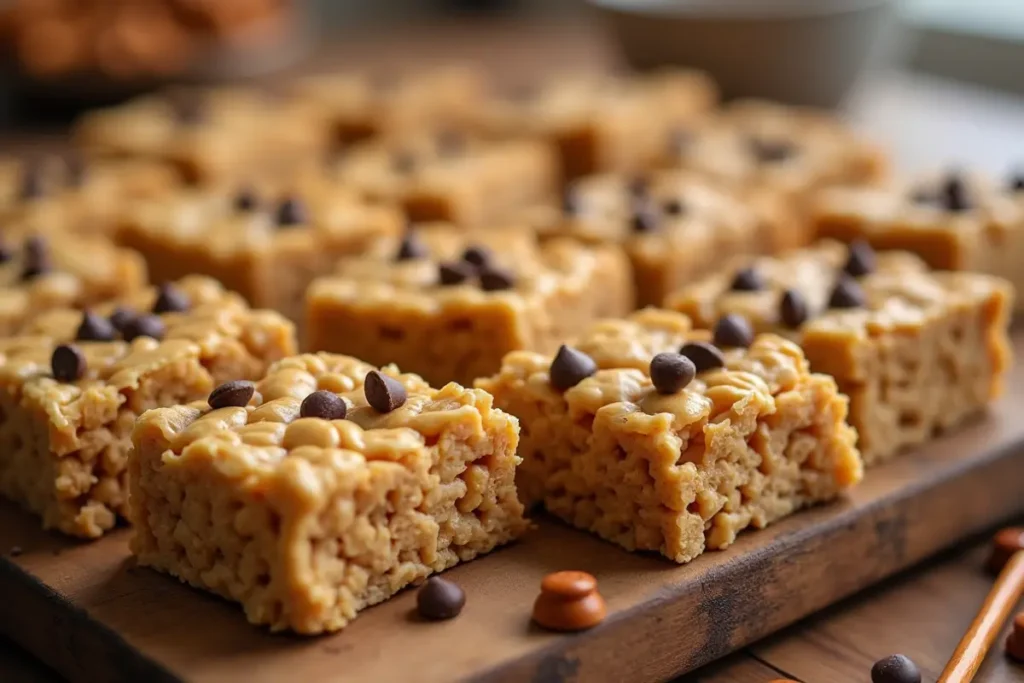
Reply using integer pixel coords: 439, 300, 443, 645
0, 331, 1022, 683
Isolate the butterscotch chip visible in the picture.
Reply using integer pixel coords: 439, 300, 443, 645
75, 311, 116, 342
151, 283, 190, 314
549, 345, 597, 391
649, 352, 695, 394
208, 380, 254, 410
679, 341, 725, 373
364, 370, 407, 413
299, 390, 347, 420
51, 344, 85, 382
713, 314, 754, 348
532, 571, 606, 631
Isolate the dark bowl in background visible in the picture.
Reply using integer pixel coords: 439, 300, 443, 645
590, 0, 896, 108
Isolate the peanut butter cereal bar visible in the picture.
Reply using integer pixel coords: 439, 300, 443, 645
331, 133, 558, 227
476, 69, 717, 182
476, 308, 861, 563
813, 170, 1024, 311
0, 277, 296, 538
117, 184, 403, 323
667, 240, 1012, 463
521, 169, 793, 307
130, 353, 527, 633
305, 224, 633, 387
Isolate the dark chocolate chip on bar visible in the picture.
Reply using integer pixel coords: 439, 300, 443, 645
549, 345, 597, 391
364, 370, 407, 413
730, 267, 764, 292
109, 307, 137, 334
21, 236, 51, 281
631, 203, 660, 233
76, 311, 116, 342
208, 381, 255, 410
713, 314, 754, 348
152, 283, 190, 314
51, 344, 86, 383
844, 240, 877, 277
438, 261, 475, 286
122, 314, 166, 342
829, 275, 866, 309
748, 137, 795, 164
300, 390, 348, 421
650, 352, 696, 394
396, 232, 429, 261
679, 341, 726, 373
780, 289, 809, 328
479, 267, 516, 292
462, 245, 492, 268
941, 172, 971, 212
233, 187, 260, 212
275, 197, 307, 227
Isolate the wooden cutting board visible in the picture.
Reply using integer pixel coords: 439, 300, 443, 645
1, 334, 1023, 683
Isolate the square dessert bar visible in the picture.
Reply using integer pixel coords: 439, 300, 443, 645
0, 277, 296, 538
522, 169, 793, 307
0, 231, 147, 336
117, 183, 404, 323
305, 224, 633, 387
476, 69, 718, 182
130, 353, 528, 634
477, 308, 862, 563
812, 170, 1024, 310
667, 240, 1012, 464
332, 133, 558, 227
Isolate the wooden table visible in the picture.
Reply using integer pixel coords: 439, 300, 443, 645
2, 16, 1024, 683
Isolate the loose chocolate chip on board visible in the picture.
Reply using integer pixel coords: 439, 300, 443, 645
480, 267, 516, 291
233, 187, 260, 212
462, 245, 493, 268
109, 307, 137, 334
844, 240, 877, 277
438, 261, 475, 286
152, 283, 190, 314
662, 197, 686, 216
21, 236, 51, 280
51, 344, 86, 382
713, 314, 754, 348
730, 267, 764, 291
208, 381, 255, 410
122, 314, 166, 342
650, 353, 696, 394
76, 311, 116, 342
416, 577, 466, 620
749, 137, 795, 164
631, 203, 660, 233
942, 173, 972, 212
829, 275, 866, 309
365, 370, 408, 413
549, 345, 597, 391
396, 232, 429, 261
275, 197, 307, 227
300, 390, 348, 420
870, 654, 921, 683
679, 341, 726, 373
780, 289, 809, 328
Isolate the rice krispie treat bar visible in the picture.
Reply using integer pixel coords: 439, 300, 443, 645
476, 308, 862, 563
521, 169, 793, 307
0, 277, 296, 538
305, 224, 633, 387
130, 353, 528, 633
331, 132, 558, 227
476, 69, 717, 182
812, 170, 1024, 310
117, 184, 404, 322
667, 240, 1012, 463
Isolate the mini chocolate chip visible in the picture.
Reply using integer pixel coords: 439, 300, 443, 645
392, 151, 417, 174
713, 314, 754, 348
942, 173, 971, 212
480, 267, 515, 291
870, 654, 921, 683
749, 137, 795, 164
76, 311, 116, 342
208, 380, 255, 410
364, 370, 407, 413
662, 198, 686, 216
562, 189, 580, 215
275, 197, 307, 227
233, 187, 260, 212
122, 314, 166, 341
631, 203, 659, 233
779, 289, 809, 328
627, 176, 648, 197
844, 240, 877, 277
417, 576, 465, 620
730, 267, 764, 292
438, 261, 474, 286
649, 352, 696, 394
300, 390, 348, 420
829, 275, 866, 309
679, 341, 726, 373
1009, 172, 1024, 192
19, 164, 44, 200
549, 345, 597, 391
21, 236, 51, 280
109, 307, 137, 334
396, 232, 428, 261
51, 344, 86, 382
436, 130, 465, 156
152, 283, 190, 314
462, 245, 492, 269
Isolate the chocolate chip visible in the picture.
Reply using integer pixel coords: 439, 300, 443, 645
51, 344, 86, 382
844, 240, 877, 277
662, 198, 686, 216
779, 289, 809, 328
151, 283, 190, 314
870, 654, 921, 683
21, 236, 51, 280
109, 307, 137, 334
631, 203, 659, 233
1009, 172, 1024, 193
275, 197, 307, 227
391, 151, 416, 174
549, 345, 597, 391
438, 261, 474, 286
562, 189, 580, 215
19, 164, 44, 200
76, 311, 116, 342
713, 314, 754, 348
436, 130, 464, 157
462, 245, 492, 269
396, 232, 428, 261
208, 380, 254, 410
679, 341, 726, 373
829, 275, 866, 309
233, 187, 260, 212
122, 314, 165, 341
649, 353, 696, 394
416, 576, 465, 621
749, 137, 795, 164
730, 267, 764, 292
480, 267, 515, 291
627, 176, 648, 197
299, 390, 348, 420
941, 173, 971, 212
364, 370, 407, 413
